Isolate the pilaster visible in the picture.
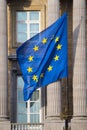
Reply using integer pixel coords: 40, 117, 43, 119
0, 0, 10, 129
72, 0, 87, 129
44, 1, 64, 130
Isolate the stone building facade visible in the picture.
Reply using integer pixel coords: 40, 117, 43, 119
0, 0, 87, 130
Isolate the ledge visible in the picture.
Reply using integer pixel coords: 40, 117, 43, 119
8, 54, 17, 61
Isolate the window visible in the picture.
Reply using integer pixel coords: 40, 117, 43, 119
17, 76, 41, 123
16, 11, 41, 123
16, 11, 40, 44
8, 3, 45, 48
8, 4, 46, 123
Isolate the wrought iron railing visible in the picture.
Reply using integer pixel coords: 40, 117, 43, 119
11, 123, 44, 130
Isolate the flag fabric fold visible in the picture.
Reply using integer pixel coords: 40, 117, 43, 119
16, 12, 68, 101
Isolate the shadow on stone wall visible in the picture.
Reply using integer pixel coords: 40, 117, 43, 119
7, 0, 32, 7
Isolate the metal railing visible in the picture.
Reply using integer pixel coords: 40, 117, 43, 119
11, 123, 44, 130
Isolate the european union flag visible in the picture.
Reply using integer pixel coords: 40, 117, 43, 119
16, 13, 68, 101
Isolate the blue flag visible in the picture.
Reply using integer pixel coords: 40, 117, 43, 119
16, 13, 68, 101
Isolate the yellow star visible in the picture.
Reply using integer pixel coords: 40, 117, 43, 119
28, 56, 33, 62
55, 37, 59, 43
33, 45, 39, 51
56, 44, 62, 50
47, 65, 53, 72
40, 73, 44, 78
54, 55, 59, 61
32, 75, 38, 82
27, 67, 33, 73
42, 38, 47, 44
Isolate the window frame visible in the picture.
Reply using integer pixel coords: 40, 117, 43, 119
16, 75, 42, 123
8, 3, 46, 123
10, 61, 46, 124
16, 11, 41, 44
8, 4, 46, 48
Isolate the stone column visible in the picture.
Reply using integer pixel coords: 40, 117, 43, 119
0, 0, 10, 129
72, 0, 87, 130
44, 1, 64, 130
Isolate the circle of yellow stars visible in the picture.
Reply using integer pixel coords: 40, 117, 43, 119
27, 36, 62, 83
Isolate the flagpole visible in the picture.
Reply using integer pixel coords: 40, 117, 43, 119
61, 78, 70, 130
65, 119, 68, 130
64, 77, 71, 130
64, 78, 69, 130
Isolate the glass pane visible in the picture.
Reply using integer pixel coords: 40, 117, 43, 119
17, 12, 27, 21
17, 102, 27, 114
17, 114, 27, 123
17, 89, 24, 101
17, 77, 24, 88
30, 33, 37, 38
30, 90, 39, 101
30, 11, 39, 20
30, 24, 39, 31
30, 102, 40, 113
17, 32, 27, 43
30, 114, 39, 123
17, 23, 27, 32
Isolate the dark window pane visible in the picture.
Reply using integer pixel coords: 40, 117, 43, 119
30, 102, 40, 113
30, 90, 39, 101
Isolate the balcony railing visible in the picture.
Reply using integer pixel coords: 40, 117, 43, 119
11, 123, 44, 130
